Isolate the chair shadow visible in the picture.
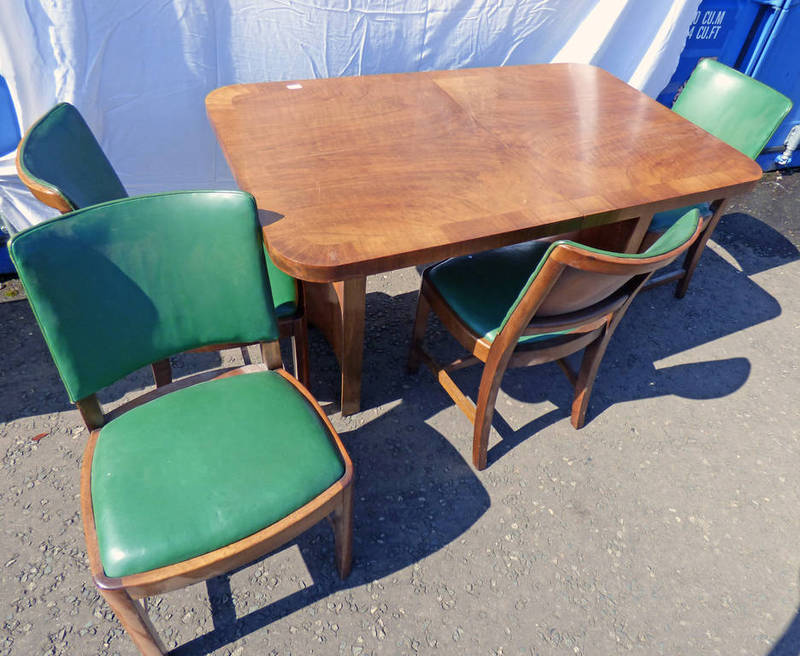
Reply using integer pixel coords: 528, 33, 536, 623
768, 565, 800, 655
173, 227, 779, 651
769, 607, 800, 655
0, 297, 229, 423
486, 355, 752, 464
479, 244, 779, 466
3, 207, 796, 653
714, 211, 800, 272
170, 404, 490, 655
0, 298, 75, 422
1, 278, 490, 655
351, 220, 792, 468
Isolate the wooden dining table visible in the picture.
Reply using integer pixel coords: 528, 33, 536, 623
206, 63, 762, 415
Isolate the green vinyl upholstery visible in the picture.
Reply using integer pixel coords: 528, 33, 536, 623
10, 188, 349, 589
264, 245, 300, 317
673, 59, 792, 160
429, 209, 701, 343
17, 103, 128, 210
17, 102, 298, 316
429, 240, 552, 344
10, 191, 279, 402
650, 59, 792, 233
649, 202, 711, 233
413, 207, 704, 470
91, 370, 344, 577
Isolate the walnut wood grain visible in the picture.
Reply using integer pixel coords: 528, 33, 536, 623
207, 63, 761, 283
302, 277, 366, 414
207, 63, 762, 415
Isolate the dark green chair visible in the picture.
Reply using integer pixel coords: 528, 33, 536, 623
645, 59, 792, 297
408, 209, 703, 470
9, 191, 352, 655
16, 102, 309, 385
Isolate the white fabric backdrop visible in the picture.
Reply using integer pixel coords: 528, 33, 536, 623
0, 0, 700, 231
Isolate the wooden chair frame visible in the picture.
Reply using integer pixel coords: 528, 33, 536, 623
15, 123, 310, 388
74, 343, 351, 655
147, 286, 309, 389
643, 198, 727, 298
640, 62, 792, 297
408, 222, 702, 470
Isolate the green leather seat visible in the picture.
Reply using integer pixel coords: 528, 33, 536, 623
430, 210, 703, 344
649, 59, 792, 234
10, 190, 352, 653
263, 247, 299, 318
92, 370, 344, 578
429, 240, 552, 344
649, 202, 711, 233
16, 102, 298, 318
411, 209, 703, 470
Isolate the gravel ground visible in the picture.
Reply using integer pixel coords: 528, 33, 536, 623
1, 171, 799, 655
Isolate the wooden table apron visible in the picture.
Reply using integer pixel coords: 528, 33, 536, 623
206, 63, 762, 415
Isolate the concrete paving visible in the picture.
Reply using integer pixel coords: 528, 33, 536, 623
1, 171, 799, 655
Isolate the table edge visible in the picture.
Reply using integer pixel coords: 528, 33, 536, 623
263, 174, 762, 283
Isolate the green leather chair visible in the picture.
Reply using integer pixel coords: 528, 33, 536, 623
9, 191, 352, 655
408, 209, 703, 470
16, 102, 309, 385
645, 59, 792, 297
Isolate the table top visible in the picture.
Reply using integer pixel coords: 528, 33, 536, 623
206, 63, 762, 283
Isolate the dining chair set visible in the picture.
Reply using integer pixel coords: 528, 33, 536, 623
6, 60, 791, 654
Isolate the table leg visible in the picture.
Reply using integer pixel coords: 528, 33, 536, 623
304, 277, 367, 416
561, 215, 653, 253
337, 278, 366, 415
622, 213, 654, 253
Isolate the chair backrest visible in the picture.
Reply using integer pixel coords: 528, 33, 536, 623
17, 102, 299, 314
16, 102, 127, 213
498, 209, 702, 337
672, 59, 792, 160
0, 74, 20, 157
10, 191, 279, 403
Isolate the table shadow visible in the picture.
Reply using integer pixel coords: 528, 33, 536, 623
1, 206, 796, 654
340, 213, 793, 468
715, 211, 800, 269
769, 607, 800, 656
170, 404, 490, 655
0, 297, 231, 424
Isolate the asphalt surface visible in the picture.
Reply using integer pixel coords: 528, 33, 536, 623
1, 171, 799, 655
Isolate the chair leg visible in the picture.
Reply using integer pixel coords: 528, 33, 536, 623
570, 333, 614, 429
150, 359, 172, 388
675, 203, 726, 299
292, 315, 310, 387
331, 483, 353, 579
472, 352, 512, 470
98, 588, 166, 655
261, 340, 283, 370
407, 292, 431, 374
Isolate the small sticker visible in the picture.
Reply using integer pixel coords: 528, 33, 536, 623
286, 84, 303, 90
